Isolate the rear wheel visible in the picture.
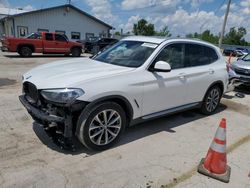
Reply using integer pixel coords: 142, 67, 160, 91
71, 47, 81, 57
200, 85, 222, 115
76, 102, 126, 150
19, 46, 32, 57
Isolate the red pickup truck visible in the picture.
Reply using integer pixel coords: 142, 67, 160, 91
1, 32, 83, 57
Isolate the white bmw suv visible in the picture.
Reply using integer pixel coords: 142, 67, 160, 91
20, 36, 228, 150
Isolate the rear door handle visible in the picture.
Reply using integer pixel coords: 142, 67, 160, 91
209, 69, 215, 74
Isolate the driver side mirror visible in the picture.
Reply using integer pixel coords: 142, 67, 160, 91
151, 61, 171, 72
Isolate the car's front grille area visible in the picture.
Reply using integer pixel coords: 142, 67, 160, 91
23, 82, 39, 104
234, 67, 250, 76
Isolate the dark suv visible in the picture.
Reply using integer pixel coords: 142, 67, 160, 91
84, 37, 118, 54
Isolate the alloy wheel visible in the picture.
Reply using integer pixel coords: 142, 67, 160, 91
206, 88, 220, 112
88, 109, 122, 146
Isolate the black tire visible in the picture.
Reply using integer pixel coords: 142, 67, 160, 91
19, 46, 32, 57
200, 85, 222, 115
71, 47, 81, 57
76, 102, 126, 151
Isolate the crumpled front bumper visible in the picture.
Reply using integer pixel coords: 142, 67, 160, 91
227, 77, 242, 92
19, 95, 65, 124
229, 68, 250, 84
19, 94, 84, 150
227, 68, 250, 92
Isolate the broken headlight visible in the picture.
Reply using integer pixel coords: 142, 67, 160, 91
41, 88, 84, 104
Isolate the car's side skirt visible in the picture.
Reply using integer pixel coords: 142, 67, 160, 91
130, 102, 201, 126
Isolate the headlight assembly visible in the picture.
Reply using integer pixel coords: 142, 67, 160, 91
41, 88, 84, 104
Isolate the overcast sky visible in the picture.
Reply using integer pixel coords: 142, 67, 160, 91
1, 0, 250, 40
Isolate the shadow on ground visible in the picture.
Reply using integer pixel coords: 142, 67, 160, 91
0, 78, 17, 87
235, 85, 250, 95
33, 104, 227, 156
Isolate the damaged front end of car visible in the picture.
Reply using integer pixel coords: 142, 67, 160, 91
19, 81, 87, 150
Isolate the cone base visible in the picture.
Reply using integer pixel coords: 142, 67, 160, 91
197, 158, 231, 183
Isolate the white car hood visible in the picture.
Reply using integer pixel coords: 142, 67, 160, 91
23, 58, 135, 89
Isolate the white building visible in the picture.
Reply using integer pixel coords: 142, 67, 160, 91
0, 7, 28, 37
0, 4, 113, 40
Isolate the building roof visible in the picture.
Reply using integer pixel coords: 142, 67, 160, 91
0, 4, 113, 29
0, 7, 28, 15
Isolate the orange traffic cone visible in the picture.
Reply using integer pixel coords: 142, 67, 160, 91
198, 118, 231, 183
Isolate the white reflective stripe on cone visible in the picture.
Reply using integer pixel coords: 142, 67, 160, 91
210, 141, 226, 153
215, 127, 226, 141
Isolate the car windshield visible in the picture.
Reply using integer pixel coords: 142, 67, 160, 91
62, 34, 69, 41
93, 40, 158, 68
26, 33, 42, 39
242, 54, 250, 61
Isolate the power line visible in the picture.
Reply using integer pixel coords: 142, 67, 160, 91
199, 0, 226, 33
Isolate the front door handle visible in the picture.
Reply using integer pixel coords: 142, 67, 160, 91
209, 69, 215, 74
178, 73, 186, 80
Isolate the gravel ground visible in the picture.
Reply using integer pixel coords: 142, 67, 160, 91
0, 51, 249, 188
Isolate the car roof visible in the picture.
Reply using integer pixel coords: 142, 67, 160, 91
121, 36, 217, 48
122, 36, 166, 44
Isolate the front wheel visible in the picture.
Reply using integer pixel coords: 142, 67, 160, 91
71, 47, 81, 57
200, 85, 222, 115
19, 46, 32, 57
76, 102, 126, 150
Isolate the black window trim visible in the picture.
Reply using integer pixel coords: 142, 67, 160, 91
85, 32, 94, 40
55, 30, 66, 35
37, 28, 49, 33
147, 41, 219, 71
71, 31, 81, 39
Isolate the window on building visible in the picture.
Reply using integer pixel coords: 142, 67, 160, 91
17, 26, 28, 37
38, 28, 49, 33
55, 30, 66, 35
85, 33, 94, 40
55, 34, 67, 42
99, 31, 106, 38
45, 33, 53, 41
71, 32, 80, 40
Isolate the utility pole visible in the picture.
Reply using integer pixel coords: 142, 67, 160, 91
218, 0, 231, 49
